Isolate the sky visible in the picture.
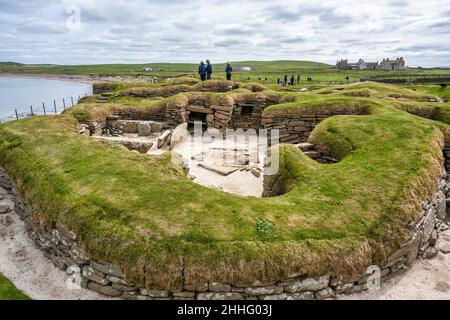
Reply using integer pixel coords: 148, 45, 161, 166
0, 0, 449, 67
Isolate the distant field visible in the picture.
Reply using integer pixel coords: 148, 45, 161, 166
1, 61, 450, 85
0, 60, 331, 75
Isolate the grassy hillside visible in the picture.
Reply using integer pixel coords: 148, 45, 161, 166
0, 274, 30, 300
0, 60, 331, 75
2, 61, 450, 86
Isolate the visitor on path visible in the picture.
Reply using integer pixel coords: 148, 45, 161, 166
284, 75, 288, 86
297, 74, 301, 84
226, 62, 233, 81
198, 61, 207, 81
277, 78, 280, 84
290, 74, 295, 86
206, 60, 213, 80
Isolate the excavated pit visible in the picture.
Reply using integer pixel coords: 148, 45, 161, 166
83, 95, 367, 197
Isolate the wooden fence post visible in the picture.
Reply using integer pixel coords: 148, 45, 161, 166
30, 105, 34, 116
71, 97, 74, 106
54, 100, 57, 114
63, 98, 66, 110
43, 102, 46, 115
15, 109, 19, 120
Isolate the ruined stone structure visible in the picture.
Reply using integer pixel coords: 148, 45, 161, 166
1, 164, 447, 300
336, 57, 406, 70
83, 93, 280, 137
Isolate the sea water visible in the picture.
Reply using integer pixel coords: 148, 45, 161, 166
0, 76, 91, 123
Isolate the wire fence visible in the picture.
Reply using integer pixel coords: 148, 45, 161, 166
0, 89, 92, 124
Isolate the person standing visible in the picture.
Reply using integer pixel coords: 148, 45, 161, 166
226, 62, 233, 81
198, 61, 207, 81
290, 74, 295, 86
206, 60, 213, 80
284, 75, 288, 86
297, 74, 301, 84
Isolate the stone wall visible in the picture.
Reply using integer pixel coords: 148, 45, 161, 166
84, 120, 106, 136
262, 110, 364, 144
263, 143, 338, 197
229, 96, 277, 130
2, 166, 447, 300
165, 95, 279, 133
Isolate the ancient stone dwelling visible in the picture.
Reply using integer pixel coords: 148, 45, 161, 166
336, 57, 406, 70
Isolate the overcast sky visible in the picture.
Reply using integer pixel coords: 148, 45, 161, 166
1, 0, 449, 67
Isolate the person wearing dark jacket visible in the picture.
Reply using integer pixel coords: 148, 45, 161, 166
198, 61, 207, 81
225, 63, 233, 81
284, 75, 288, 86
206, 60, 213, 80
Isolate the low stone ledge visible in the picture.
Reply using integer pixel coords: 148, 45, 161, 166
281, 275, 330, 293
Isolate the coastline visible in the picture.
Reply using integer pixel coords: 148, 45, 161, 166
0, 72, 157, 85
0, 74, 95, 123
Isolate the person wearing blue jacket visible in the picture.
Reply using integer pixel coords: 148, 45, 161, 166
206, 60, 213, 80
225, 62, 233, 81
198, 61, 207, 81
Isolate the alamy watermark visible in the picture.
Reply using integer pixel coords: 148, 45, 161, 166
66, 3, 81, 31
170, 122, 280, 175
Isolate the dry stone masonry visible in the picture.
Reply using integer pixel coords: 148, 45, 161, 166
2, 161, 448, 300
262, 109, 367, 144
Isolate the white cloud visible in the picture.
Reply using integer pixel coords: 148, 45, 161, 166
0, 0, 448, 67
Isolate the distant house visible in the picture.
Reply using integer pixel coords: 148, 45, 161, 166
336, 57, 406, 70
142, 67, 153, 72
379, 58, 406, 70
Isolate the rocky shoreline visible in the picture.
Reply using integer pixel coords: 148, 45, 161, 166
0, 72, 158, 85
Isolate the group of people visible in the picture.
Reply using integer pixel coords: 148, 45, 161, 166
278, 74, 313, 86
197, 60, 313, 85
198, 60, 233, 81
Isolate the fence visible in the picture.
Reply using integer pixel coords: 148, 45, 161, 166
0, 90, 92, 124
362, 73, 450, 84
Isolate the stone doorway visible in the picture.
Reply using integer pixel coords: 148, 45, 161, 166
188, 112, 208, 131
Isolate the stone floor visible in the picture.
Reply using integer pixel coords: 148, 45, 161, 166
172, 138, 265, 197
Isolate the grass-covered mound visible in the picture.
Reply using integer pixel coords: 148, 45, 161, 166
0, 82, 448, 290
0, 274, 30, 300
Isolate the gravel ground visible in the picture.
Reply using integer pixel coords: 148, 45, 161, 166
0, 182, 111, 300
340, 239, 450, 300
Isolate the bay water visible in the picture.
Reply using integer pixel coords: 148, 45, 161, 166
0, 76, 92, 123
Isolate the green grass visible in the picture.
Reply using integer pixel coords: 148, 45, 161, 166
0, 81, 448, 290
2, 61, 450, 85
0, 274, 30, 300
0, 60, 330, 75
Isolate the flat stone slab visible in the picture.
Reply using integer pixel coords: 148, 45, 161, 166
436, 233, 450, 254
198, 164, 239, 176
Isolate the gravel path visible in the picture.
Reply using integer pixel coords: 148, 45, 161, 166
0, 180, 109, 300
341, 250, 450, 300
340, 231, 450, 300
